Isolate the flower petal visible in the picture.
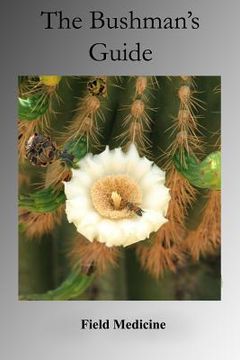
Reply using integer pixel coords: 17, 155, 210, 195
96, 219, 123, 247
140, 165, 166, 191
121, 218, 152, 247
65, 196, 92, 223
142, 210, 168, 231
79, 153, 105, 179
78, 225, 98, 242
143, 185, 170, 213
124, 145, 153, 180
71, 169, 93, 188
75, 210, 101, 228
63, 178, 87, 200
106, 147, 128, 174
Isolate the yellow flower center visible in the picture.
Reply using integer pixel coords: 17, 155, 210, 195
90, 175, 142, 219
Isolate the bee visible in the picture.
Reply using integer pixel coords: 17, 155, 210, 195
87, 77, 107, 97
123, 200, 144, 217
25, 133, 60, 167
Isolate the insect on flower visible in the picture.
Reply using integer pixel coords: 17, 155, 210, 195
122, 200, 144, 217
87, 77, 107, 97
110, 191, 144, 217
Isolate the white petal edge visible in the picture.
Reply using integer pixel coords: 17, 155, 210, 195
65, 196, 92, 223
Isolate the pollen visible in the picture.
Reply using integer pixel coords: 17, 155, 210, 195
90, 175, 142, 219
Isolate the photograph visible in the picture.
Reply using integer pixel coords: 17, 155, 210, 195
18, 75, 221, 300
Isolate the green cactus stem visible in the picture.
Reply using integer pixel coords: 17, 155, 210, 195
18, 94, 49, 120
19, 186, 66, 213
61, 136, 88, 167
19, 271, 94, 300
174, 151, 221, 190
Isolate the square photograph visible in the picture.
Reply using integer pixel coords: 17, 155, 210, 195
18, 76, 221, 300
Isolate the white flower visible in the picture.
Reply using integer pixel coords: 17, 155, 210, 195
64, 144, 170, 247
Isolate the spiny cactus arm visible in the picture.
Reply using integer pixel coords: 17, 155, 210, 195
19, 186, 66, 213
59, 76, 121, 153
154, 77, 203, 221
185, 190, 221, 260
19, 271, 94, 300
173, 150, 221, 190
154, 76, 204, 168
60, 136, 88, 167
18, 94, 49, 121
18, 76, 65, 163
18, 75, 63, 120
110, 76, 158, 156
44, 77, 126, 276
19, 134, 89, 212
181, 77, 221, 260
136, 76, 205, 277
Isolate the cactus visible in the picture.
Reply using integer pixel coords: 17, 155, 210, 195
18, 76, 221, 300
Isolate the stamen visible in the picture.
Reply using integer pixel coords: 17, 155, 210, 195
111, 191, 122, 210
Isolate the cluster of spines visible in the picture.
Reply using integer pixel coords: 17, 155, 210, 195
18, 76, 120, 274
113, 76, 158, 156
60, 77, 106, 150
183, 78, 221, 260
18, 76, 64, 237
137, 76, 220, 277
18, 76, 62, 163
